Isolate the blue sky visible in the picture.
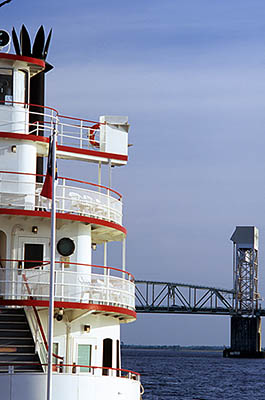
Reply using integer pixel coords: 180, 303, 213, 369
3, 0, 265, 345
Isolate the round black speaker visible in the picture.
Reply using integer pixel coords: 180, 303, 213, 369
57, 237, 75, 257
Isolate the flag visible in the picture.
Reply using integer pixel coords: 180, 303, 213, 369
40, 135, 57, 199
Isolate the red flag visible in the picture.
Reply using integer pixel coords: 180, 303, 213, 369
40, 136, 57, 199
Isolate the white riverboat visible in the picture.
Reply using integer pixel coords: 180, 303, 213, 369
0, 26, 141, 400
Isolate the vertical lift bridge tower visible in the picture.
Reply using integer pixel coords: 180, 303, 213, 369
224, 226, 264, 357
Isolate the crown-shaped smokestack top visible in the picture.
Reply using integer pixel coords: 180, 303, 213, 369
12, 25, 53, 72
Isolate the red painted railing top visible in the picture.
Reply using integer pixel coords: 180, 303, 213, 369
58, 114, 104, 126
0, 259, 135, 282
0, 99, 59, 114
0, 53, 46, 68
0, 100, 105, 128
0, 170, 122, 199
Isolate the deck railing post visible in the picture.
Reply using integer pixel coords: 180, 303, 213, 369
80, 120, 83, 148
107, 267, 110, 304
8, 365, 14, 374
107, 188, 110, 221
61, 262, 64, 301
62, 178, 66, 213
59, 361, 63, 373
72, 362, 76, 374
60, 123, 63, 145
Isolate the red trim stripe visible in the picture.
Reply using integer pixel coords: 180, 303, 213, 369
0, 131, 48, 142
58, 144, 128, 162
0, 299, 136, 319
0, 132, 128, 162
0, 53, 45, 68
0, 209, 127, 235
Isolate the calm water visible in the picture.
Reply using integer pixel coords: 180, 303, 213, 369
122, 348, 265, 399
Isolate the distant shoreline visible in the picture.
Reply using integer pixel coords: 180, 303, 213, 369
121, 344, 224, 351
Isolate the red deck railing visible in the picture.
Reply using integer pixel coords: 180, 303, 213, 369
0, 100, 105, 151
0, 170, 123, 224
0, 259, 136, 310
0, 362, 140, 380
0, 259, 134, 282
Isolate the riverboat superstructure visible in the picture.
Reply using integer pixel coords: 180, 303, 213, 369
0, 26, 141, 399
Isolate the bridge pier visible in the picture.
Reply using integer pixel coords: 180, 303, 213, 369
223, 316, 265, 358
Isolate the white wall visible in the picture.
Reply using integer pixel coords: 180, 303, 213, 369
0, 374, 141, 400
38, 310, 121, 369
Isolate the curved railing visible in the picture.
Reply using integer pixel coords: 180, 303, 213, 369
0, 171, 123, 225
0, 362, 140, 380
0, 100, 103, 150
0, 260, 135, 311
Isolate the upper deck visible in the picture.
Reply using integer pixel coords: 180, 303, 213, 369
0, 101, 130, 166
0, 102, 129, 240
0, 170, 125, 242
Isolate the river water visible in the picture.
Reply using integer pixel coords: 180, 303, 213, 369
122, 348, 265, 399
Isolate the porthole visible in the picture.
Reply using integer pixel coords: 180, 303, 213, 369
57, 237, 75, 257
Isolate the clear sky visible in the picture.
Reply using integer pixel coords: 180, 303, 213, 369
2, 0, 265, 345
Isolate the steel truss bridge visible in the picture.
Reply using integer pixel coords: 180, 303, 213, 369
135, 280, 265, 316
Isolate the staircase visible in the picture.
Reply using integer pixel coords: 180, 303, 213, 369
0, 307, 43, 372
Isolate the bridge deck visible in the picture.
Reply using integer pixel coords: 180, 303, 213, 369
135, 280, 265, 316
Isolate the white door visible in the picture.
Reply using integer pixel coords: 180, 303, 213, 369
73, 338, 97, 374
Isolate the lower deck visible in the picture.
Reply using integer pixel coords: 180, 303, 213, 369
0, 371, 141, 400
0, 306, 140, 391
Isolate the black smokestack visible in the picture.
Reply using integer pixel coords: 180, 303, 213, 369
12, 25, 53, 180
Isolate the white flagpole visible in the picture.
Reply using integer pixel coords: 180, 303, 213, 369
47, 123, 57, 400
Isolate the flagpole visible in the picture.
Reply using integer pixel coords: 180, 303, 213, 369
47, 122, 57, 400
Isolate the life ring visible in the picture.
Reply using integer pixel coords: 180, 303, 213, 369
89, 123, 100, 148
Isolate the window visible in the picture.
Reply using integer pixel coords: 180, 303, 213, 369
18, 69, 29, 105
102, 338, 112, 375
0, 68, 13, 105
24, 243, 43, 269
77, 344, 91, 372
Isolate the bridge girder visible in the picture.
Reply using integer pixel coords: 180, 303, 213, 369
135, 280, 265, 316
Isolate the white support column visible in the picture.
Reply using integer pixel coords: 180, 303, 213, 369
104, 242, 107, 267
104, 242, 107, 280
98, 161, 102, 191
62, 177, 66, 213
122, 238, 126, 271
65, 323, 71, 373
108, 160, 112, 188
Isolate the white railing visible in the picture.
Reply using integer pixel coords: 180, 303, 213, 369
0, 261, 135, 311
0, 101, 103, 151
0, 171, 123, 225
25, 307, 48, 371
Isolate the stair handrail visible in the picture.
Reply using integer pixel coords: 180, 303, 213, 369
22, 273, 64, 365
24, 306, 48, 371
